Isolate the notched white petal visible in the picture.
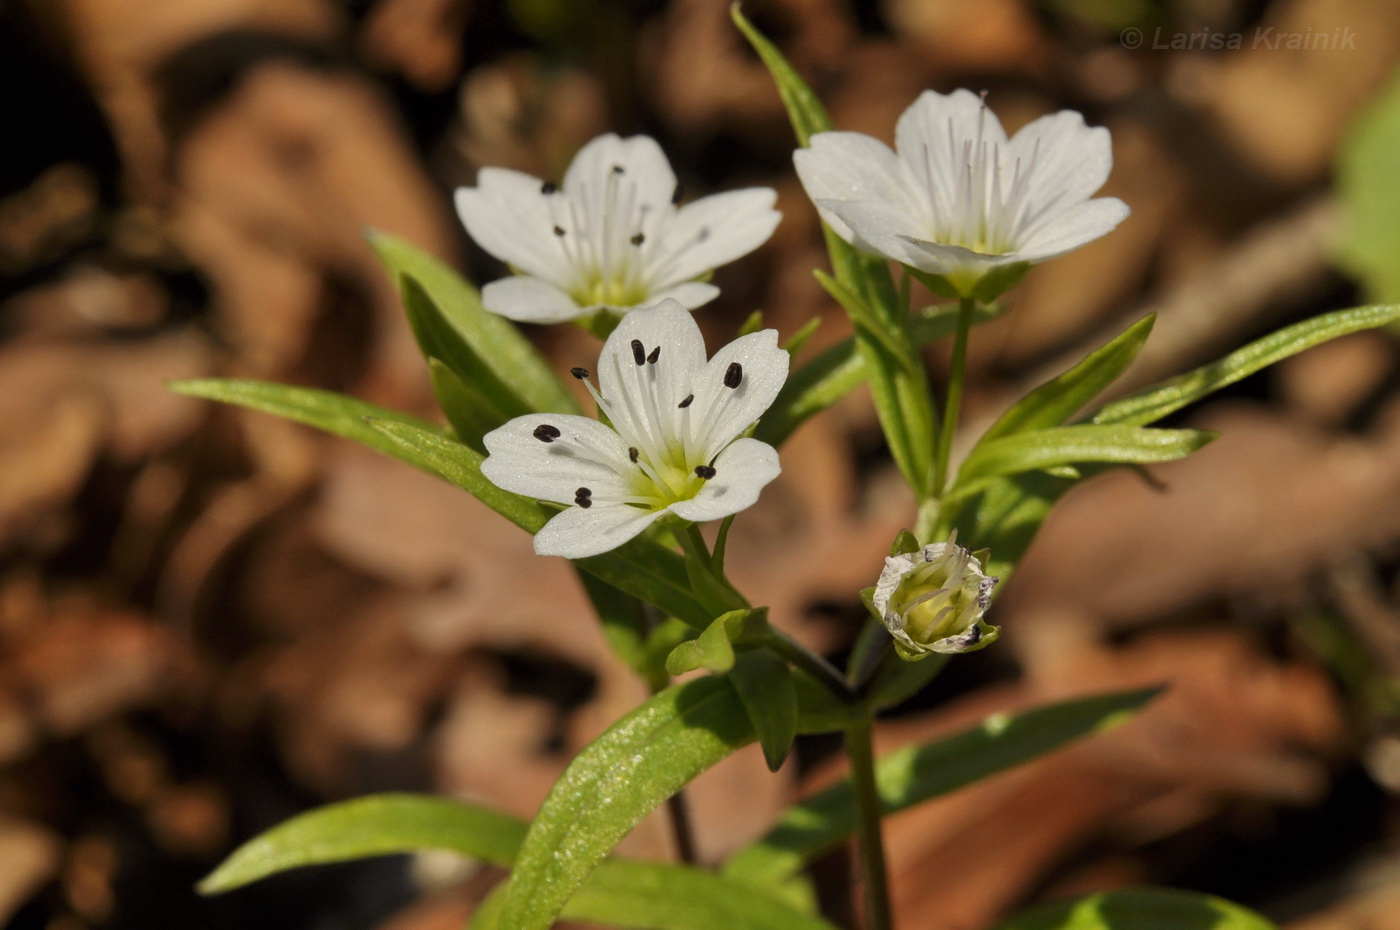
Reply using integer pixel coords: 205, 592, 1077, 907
668, 438, 779, 523
533, 503, 663, 558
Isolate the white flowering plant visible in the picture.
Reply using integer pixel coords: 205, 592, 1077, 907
170, 8, 1400, 930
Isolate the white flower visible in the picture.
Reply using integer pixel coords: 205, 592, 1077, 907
794, 89, 1129, 295
456, 134, 781, 324
480, 299, 789, 558
873, 536, 999, 659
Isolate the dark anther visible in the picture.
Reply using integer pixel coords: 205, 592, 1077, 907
575, 487, 592, 498
631, 232, 645, 246
694, 465, 717, 479
628, 447, 639, 463
647, 345, 660, 364
631, 339, 646, 365
570, 367, 589, 380
677, 394, 694, 409
671, 183, 683, 205
533, 424, 561, 442
541, 181, 558, 194
611, 164, 625, 175
574, 487, 593, 508
724, 362, 743, 389
553, 225, 566, 236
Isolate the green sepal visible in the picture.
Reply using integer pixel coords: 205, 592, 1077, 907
730, 649, 798, 771
889, 529, 921, 556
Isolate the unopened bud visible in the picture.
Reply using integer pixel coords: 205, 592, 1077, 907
873, 539, 999, 660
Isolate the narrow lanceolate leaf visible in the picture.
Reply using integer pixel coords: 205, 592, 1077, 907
472, 860, 832, 930
498, 676, 756, 930
167, 379, 447, 464
724, 688, 1161, 890
563, 860, 835, 930
199, 794, 526, 894
1091, 303, 1400, 427
730, 4, 832, 146
427, 359, 508, 453
368, 230, 578, 415
405, 277, 532, 430
731, 650, 798, 771
756, 303, 1005, 447
956, 424, 1216, 489
366, 418, 711, 626
991, 887, 1277, 930
981, 315, 1155, 443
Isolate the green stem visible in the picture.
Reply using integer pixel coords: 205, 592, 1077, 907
847, 713, 894, 930
932, 297, 976, 497
766, 628, 856, 703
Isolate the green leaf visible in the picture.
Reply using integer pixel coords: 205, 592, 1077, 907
427, 358, 506, 453
731, 650, 798, 771
889, 529, 921, 555
667, 616, 738, 676
473, 859, 833, 930
368, 231, 577, 415
781, 316, 823, 358
946, 471, 1073, 585
564, 860, 835, 930
867, 651, 950, 710
992, 887, 1277, 930
1091, 304, 1400, 427
981, 315, 1155, 443
168, 379, 447, 464
577, 570, 654, 685
1338, 71, 1400, 303
498, 675, 756, 930
956, 424, 1216, 489
199, 794, 526, 894
724, 687, 1161, 890
738, 309, 765, 337
755, 303, 1004, 447
365, 418, 712, 626
730, 4, 832, 146
402, 276, 535, 428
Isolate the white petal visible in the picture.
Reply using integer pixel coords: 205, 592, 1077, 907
481, 414, 635, 503
795, 132, 910, 242
649, 188, 780, 286
598, 300, 707, 451
455, 169, 568, 284
533, 503, 663, 559
482, 276, 584, 323
1015, 197, 1130, 263
685, 329, 789, 461
895, 89, 1007, 204
898, 237, 1018, 276
563, 134, 677, 215
646, 281, 721, 310
668, 438, 780, 523
817, 199, 936, 269
1011, 111, 1113, 210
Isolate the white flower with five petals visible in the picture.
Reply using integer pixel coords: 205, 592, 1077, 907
456, 134, 781, 324
480, 300, 788, 558
794, 89, 1129, 295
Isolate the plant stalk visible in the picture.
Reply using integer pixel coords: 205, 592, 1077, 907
932, 297, 976, 497
847, 713, 894, 930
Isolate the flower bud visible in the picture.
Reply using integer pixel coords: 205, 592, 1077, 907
873, 540, 999, 660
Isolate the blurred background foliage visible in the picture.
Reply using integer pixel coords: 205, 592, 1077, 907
3, 0, 1400, 928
